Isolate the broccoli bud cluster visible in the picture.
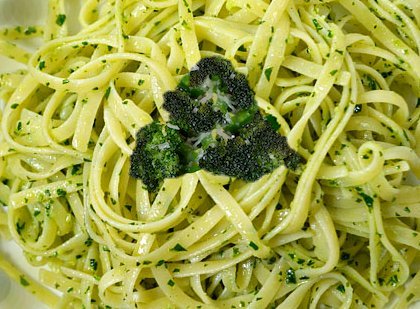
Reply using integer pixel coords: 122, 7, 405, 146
130, 56, 302, 191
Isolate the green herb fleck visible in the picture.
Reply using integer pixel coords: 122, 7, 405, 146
85, 237, 93, 247
105, 87, 111, 99
24, 26, 37, 35
56, 14, 67, 26
171, 243, 187, 252
71, 164, 82, 175
285, 268, 296, 284
38, 60, 46, 70
90, 259, 98, 271
388, 275, 398, 286
57, 188, 67, 197
354, 104, 362, 113
366, 75, 377, 90
156, 260, 165, 266
341, 252, 350, 260
20, 275, 30, 286
264, 67, 273, 81
249, 241, 259, 251
336, 284, 345, 293
16, 221, 25, 235
312, 19, 322, 31
359, 192, 373, 209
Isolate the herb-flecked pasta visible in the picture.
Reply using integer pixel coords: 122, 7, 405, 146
0, 0, 419, 308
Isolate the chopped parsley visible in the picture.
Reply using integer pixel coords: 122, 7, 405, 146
24, 26, 37, 35
38, 60, 46, 70
354, 104, 362, 113
264, 67, 273, 81
387, 275, 399, 286
336, 284, 345, 293
312, 19, 322, 31
16, 221, 25, 235
341, 252, 350, 260
56, 188, 67, 197
171, 243, 187, 252
84, 237, 93, 247
56, 14, 67, 26
20, 275, 30, 286
249, 241, 259, 251
156, 260, 165, 266
71, 164, 82, 175
285, 268, 296, 284
359, 192, 374, 209
105, 87, 111, 100
90, 259, 98, 271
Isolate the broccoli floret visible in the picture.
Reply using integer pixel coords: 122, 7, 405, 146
129, 122, 185, 192
200, 113, 303, 181
163, 56, 256, 138
130, 57, 303, 192
183, 56, 254, 110
163, 90, 224, 137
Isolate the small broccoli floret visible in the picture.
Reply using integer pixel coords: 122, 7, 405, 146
199, 137, 265, 182
163, 90, 224, 137
183, 56, 255, 110
129, 122, 184, 192
240, 113, 303, 171
200, 113, 303, 181
163, 56, 256, 138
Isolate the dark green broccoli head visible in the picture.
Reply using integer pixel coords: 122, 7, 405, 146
199, 137, 266, 182
239, 113, 303, 171
163, 56, 257, 138
199, 113, 302, 181
184, 56, 255, 110
129, 122, 184, 192
163, 90, 224, 137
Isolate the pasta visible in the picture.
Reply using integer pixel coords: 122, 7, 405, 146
0, 0, 419, 308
